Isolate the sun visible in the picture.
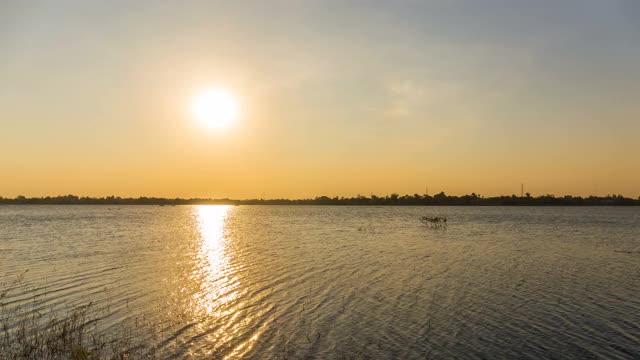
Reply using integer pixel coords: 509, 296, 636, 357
192, 88, 239, 128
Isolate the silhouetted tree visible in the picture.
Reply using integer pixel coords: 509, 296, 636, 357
1, 193, 639, 206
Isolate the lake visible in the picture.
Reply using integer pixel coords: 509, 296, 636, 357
1, 205, 639, 359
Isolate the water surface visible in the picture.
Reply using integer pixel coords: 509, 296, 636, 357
1, 206, 639, 359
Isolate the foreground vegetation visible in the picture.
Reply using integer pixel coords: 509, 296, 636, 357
0, 306, 157, 360
1, 193, 639, 206
0, 280, 157, 359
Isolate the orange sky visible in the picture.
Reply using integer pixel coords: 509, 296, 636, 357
1, 1, 639, 198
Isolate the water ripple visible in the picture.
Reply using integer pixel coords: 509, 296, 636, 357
1, 205, 639, 359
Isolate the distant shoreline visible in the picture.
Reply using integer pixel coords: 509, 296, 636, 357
2, 194, 639, 206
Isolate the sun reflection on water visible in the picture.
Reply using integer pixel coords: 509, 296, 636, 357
195, 205, 235, 316
193, 205, 259, 358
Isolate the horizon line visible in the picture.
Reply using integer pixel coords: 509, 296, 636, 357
2, 193, 639, 206
2, 191, 640, 201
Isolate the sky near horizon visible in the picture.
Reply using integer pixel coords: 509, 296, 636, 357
1, 1, 639, 198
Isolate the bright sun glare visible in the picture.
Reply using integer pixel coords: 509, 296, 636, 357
192, 89, 239, 128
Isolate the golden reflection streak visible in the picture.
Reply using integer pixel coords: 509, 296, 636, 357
195, 205, 234, 316
193, 205, 259, 358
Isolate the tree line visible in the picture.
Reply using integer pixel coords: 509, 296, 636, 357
1, 193, 639, 206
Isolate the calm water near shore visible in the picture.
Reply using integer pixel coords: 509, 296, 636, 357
1, 205, 639, 359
